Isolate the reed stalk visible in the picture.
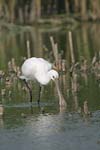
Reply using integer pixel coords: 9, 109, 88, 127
26, 40, 31, 58
68, 31, 75, 64
50, 36, 67, 107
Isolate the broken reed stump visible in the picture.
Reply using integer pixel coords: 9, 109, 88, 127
68, 31, 75, 64
50, 36, 66, 72
50, 36, 58, 64
50, 36, 67, 108
83, 100, 90, 115
26, 40, 31, 58
54, 79, 67, 107
0, 104, 4, 117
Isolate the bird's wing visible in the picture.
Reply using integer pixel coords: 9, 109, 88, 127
38, 58, 52, 72
21, 57, 52, 81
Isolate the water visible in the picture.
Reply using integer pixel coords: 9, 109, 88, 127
0, 23, 100, 150
0, 109, 100, 150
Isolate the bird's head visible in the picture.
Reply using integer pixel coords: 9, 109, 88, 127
48, 70, 59, 81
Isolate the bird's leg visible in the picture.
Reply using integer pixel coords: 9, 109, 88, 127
23, 79, 32, 103
37, 85, 42, 106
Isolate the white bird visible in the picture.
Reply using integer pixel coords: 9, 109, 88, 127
20, 57, 59, 104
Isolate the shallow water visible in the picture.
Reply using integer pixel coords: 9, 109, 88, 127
0, 107, 100, 150
0, 23, 100, 150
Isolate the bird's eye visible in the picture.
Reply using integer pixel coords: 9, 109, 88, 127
51, 75, 55, 80
52, 75, 55, 78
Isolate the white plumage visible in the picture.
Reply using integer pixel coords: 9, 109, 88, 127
20, 57, 59, 85
20, 57, 66, 107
